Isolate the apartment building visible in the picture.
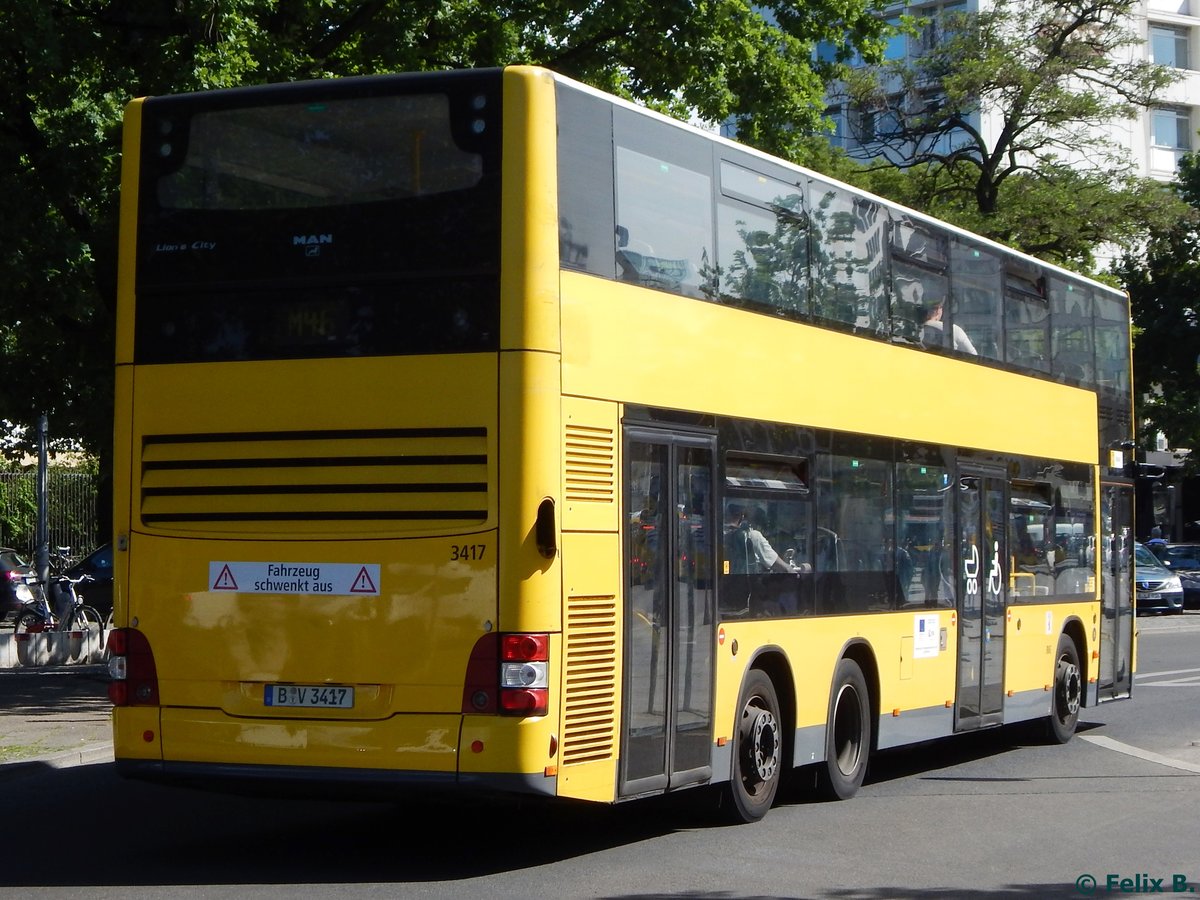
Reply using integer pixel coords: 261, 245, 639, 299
823, 0, 1200, 182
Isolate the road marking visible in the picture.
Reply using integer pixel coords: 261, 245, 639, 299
1137, 676, 1200, 686
1136, 666, 1200, 679
1136, 682, 1200, 687
1137, 622, 1200, 634
1081, 735, 1200, 774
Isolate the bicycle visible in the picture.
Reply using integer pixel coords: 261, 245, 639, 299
47, 545, 77, 576
11, 573, 102, 637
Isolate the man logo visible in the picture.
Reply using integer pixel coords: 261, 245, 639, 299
293, 234, 333, 246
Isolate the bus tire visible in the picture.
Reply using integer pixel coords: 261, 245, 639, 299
816, 657, 871, 801
1046, 633, 1081, 744
724, 668, 782, 823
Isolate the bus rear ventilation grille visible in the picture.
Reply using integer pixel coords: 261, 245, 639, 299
561, 594, 618, 766
138, 427, 489, 532
564, 424, 615, 505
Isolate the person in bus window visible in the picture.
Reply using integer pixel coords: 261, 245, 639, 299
725, 503, 797, 574
922, 299, 977, 355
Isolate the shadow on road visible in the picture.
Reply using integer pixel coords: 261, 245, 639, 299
2, 719, 1135, 890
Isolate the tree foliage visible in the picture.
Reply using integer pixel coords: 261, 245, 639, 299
1114, 154, 1200, 464
0, 2, 894, 457
834, 0, 1185, 270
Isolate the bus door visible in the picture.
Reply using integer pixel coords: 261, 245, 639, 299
955, 467, 1007, 730
1097, 483, 1134, 700
620, 428, 716, 797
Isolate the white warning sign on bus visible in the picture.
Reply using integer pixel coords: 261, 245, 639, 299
208, 562, 381, 596
913, 613, 940, 659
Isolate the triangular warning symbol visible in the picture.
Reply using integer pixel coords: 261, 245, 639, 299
350, 566, 377, 593
213, 564, 238, 591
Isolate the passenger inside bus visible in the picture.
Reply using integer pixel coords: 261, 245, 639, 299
922, 299, 977, 355
724, 503, 794, 574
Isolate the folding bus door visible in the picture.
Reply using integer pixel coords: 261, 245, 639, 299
955, 466, 1008, 730
620, 427, 716, 797
1097, 483, 1134, 701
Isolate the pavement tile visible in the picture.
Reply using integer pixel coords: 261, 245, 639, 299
0, 665, 114, 777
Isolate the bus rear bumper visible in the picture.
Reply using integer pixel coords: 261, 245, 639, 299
113, 707, 558, 800
114, 757, 558, 801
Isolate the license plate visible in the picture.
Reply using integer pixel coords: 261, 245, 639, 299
264, 684, 354, 709
1139, 592, 1161, 600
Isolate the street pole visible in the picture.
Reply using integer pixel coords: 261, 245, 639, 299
35, 413, 49, 585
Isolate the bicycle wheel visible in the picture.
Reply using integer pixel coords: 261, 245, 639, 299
12, 608, 46, 635
69, 605, 103, 634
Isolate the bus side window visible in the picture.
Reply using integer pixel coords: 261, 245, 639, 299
815, 447, 894, 614
890, 215, 950, 349
951, 239, 1004, 364
1093, 291, 1131, 395
808, 182, 887, 338
612, 113, 714, 301
1049, 277, 1095, 386
1004, 264, 1049, 373
716, 160, 810, 319
720, 496, 813, 619
556, 82, 616, 279
720, 455, 813, 619
896, 459, 955, 609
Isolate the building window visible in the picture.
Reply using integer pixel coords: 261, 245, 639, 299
852, 105, 878, 143
1151, 106, 1192, 150
825, 104, 846, 148
814, 41, 840, 64
884, 17, 907, 60
914, 1, 967, 55
1150, 24, 1190, 70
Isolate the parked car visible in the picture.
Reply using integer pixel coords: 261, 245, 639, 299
65, 543, 113, 623
1156, 543, 1200, 611
1, 547, 37, 622
1134, 541, 1184, 614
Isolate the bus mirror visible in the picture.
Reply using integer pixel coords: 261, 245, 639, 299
536, 498, 557, 559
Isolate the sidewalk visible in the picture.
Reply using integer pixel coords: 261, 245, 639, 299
0, 665, 114, 778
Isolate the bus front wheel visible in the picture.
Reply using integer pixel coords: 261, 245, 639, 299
816, 657, 871, 801
724, 668, 782, 823
1046, 633, 1081, 744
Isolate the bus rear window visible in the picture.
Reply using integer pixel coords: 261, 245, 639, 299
155, 94, 483, 210
134, 73, 503, 362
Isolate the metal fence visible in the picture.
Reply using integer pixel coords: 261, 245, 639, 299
0, 469, 99, 564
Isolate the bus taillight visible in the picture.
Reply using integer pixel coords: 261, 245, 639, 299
106, 628, 160, 707
498, 633, 549, 716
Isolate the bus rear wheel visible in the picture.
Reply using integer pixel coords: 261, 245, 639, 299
1046, 633, 1081, 744
724, 668, 782, 823
816, 657, 870, 801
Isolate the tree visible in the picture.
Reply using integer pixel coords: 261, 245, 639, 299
1114, 153, 1200, 463
833, 0, 1185, 270
0, 1, 892, 461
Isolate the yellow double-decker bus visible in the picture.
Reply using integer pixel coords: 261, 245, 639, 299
109, 66, 1136, 822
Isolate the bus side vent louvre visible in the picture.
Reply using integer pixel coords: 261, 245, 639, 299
138, 427, 488, 533
564, 424, 615, 505
561, 594, 618, 766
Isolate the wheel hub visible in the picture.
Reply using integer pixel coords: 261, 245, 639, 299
749, 707, 779, 782
1058, 659, 1081, 716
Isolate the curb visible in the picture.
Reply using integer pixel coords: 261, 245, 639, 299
0, 629, 109, 669
0, 741, 115, 782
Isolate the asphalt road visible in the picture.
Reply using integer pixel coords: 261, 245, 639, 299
0, 615, 1197, 898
